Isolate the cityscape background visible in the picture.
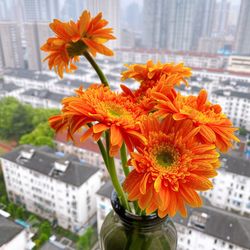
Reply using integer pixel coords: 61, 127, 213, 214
0, 0, 250, 250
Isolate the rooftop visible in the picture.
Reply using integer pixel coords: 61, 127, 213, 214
212, 89, 250, 100
0, 82, 20, 92
96, 181, 113, 199
1, 145, 99, 187
55, 79, 92, 89
4, 69, 54, 81
40, 241, 66, 250
174, 204, 250, 249
22, 89, 66, 103
0, 215, 24, 247
221, 79, 250, 87
220, 154, 250, 177
116, 48, 221, 58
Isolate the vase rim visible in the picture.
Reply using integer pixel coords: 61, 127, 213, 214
111, 190, 167, 227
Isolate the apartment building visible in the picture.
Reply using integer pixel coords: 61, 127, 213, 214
202, 154, 250, 217
0, 145, 102, 234
20, 89, 65, 109
114, 48, 225, 69
55, 131, 124, 177
0, 81, 22, 99
211, 90, 250, 130
227, 56, 250, 74
96, 182, 250, 250
3, 69, 56, 90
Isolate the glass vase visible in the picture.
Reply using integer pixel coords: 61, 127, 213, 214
100, 191, 177, 250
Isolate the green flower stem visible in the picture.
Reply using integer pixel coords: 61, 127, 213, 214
109, 155, 131, 212
105, 132, 131, 212
87, 123, 109, 171
84, 51, 131, 212
120, 143, 142, 214
120, 143, 129, 177
83, 51, 109, 87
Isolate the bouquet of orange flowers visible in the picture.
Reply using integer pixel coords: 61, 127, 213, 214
41, 10, 239, 219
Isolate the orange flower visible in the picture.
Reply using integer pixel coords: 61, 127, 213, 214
123, 116, 220, 218
120, 74, 182, 113
121, 60, 191, 96
49, 85, 146, 156
41, 10, 115, 77
153, 89, 239, 152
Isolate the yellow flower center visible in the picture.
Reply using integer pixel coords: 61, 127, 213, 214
156, 150, 175, 167
99, 102, 135, 122
150, 136, 180, 172
108, 106, 124, 118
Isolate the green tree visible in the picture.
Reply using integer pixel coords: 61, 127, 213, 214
31, 108, 59, 127
35, 233, 49, 248
7, 202, 17, 218
0, 97, 34, 140
0, 195, 8, 205
19, 122, 55, 147
16, 206, 24, 219
27, 214, 40, 227
38, 221, 52, 237
77, 227, 94, 250
239, 127, 248, 136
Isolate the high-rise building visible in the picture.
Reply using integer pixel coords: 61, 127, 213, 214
0, 22, 24, 68
124, 2, 142, 32
167, 0, 198, 51
235, 0, 250, 55
142, 0, 167, 49
192, 0, 216, 50
61, 0, 86, 21
24, 22, 51, 71
0, 0, 8, 20
22, 0, 59, 21
213, 0, 230, 35
86, 0, 121, 49
143, 0, 198, 51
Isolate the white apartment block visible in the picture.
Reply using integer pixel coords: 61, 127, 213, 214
20, 89, 65, 109
0, 145, 102, 234
175, 76, 250, 131
55, 131, 124, 177
114, 48, 225, 69
0, 81, 23, 100
3, 69, 57, 90
202, 154, 250, 217
96, 181, 113, 233
96, 182, 250, 250
227, 56, 250, 74
0, 215, 28, 250
210, 90, 250, 130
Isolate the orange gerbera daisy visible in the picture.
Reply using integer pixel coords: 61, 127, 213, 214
120, 74, 181, 113
41, 10, 115, 77
49, 85, 146, 156
123, 116, 220, 218
121, 60, 191, 96
153, 89, 239, 152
